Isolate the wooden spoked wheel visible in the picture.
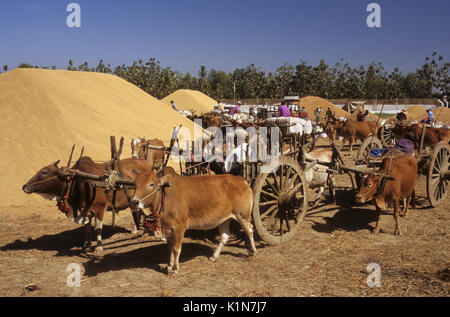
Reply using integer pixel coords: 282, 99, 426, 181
380, 124, 397, 147
252, 156, 308, 245
427, 142, 450, 207
356, 137, 383, 166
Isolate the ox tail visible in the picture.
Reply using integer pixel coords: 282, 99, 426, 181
411, 190, 416, 209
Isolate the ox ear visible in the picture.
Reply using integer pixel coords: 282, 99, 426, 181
158, 175, 172, 188
54, 160, 60, 167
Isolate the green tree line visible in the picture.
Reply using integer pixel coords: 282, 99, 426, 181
1, 53, 448, 100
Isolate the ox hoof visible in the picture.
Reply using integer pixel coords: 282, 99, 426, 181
166, 267, 178, 276
394, 230, 402, 236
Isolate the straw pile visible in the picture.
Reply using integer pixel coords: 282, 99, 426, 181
0, 68, 197, 208
161, 89, 217, 114
297, 96, 349, 119
386, 105, 450, 123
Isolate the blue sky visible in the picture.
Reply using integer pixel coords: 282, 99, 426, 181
0, 0, 448, 74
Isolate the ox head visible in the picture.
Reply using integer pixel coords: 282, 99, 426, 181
131, 138, 146, 159
355, 173, 389, 204
22, 160, 64, 200
130, 170, 171, 212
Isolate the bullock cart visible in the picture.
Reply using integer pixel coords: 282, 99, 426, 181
354, 122, 450, 208
147, 124, 359, 246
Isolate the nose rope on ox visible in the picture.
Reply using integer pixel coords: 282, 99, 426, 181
25, 176, 58, 187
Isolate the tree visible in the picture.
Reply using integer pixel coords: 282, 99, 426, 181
17, 63, 35, 68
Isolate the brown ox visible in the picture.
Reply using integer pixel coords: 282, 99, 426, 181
131, 167, 256, 275
327, 119, 378, 151
131, 138, 165, 170
392, 124, 450, 149
203, 113, 222, 128
355, 155, 418, 235
22, 157, 154, 256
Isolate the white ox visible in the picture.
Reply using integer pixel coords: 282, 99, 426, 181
304, 148, 335, 206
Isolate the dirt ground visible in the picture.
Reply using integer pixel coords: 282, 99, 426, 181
0, 142, 448, 297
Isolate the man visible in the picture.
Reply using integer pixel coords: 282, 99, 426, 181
424, 109, 434, 125
299, 106, 309, 119
216, 99, 225, 112
229, 101, 242, 115
314, 107, 323, 125
277, 101, 290, 117
170, 100, 179, 112
396, 108, 407, 121
325, 105, 337, 121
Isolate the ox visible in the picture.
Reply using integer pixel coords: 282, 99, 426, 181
327, 119, 378, 152
392, 124, 450, 149
355, 155, 417, 235
131, 138, 165, 170
304, 148, 335, 206
131, 167, 257, 275
22, 157, 154, 256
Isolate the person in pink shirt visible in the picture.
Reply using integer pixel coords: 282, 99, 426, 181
229, 101, 242, 115
278, 101, 290, 117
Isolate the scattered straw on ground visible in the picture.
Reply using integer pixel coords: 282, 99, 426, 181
0, 69, 197, 208
161, 89, 216, 114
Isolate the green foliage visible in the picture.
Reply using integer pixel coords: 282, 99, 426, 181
6, 54, 448, 100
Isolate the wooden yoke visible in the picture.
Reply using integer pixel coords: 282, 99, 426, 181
109, 136, 131, 230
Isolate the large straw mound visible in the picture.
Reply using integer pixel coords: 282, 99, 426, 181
0, 69, 197, 208
161, 89, 216, 114
405, 105, 428, 121
297, 96, 349, 119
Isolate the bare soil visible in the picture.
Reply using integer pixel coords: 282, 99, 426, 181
1, 144, 448, 297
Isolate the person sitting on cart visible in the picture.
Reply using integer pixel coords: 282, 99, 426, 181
215, 99, 225, 112
396, 108, 407, 121
277, 101, 290, 117
299, 106, 309, 119
229, 101, 242, 115
422, 109, 435, 125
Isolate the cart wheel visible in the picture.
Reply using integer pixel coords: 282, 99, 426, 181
427, 142, 450, 207
380, 124, 397, 147
252, 156, 308, 245
356, 137, 383, 166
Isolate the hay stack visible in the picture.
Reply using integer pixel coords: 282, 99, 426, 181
161, 89, 216, 114
296, 96, 349, 119
0, 68, 197, 208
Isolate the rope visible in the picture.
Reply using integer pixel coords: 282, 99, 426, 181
26, 176, 58, 187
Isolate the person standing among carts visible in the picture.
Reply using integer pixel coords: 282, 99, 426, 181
277, 101, 290, 117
